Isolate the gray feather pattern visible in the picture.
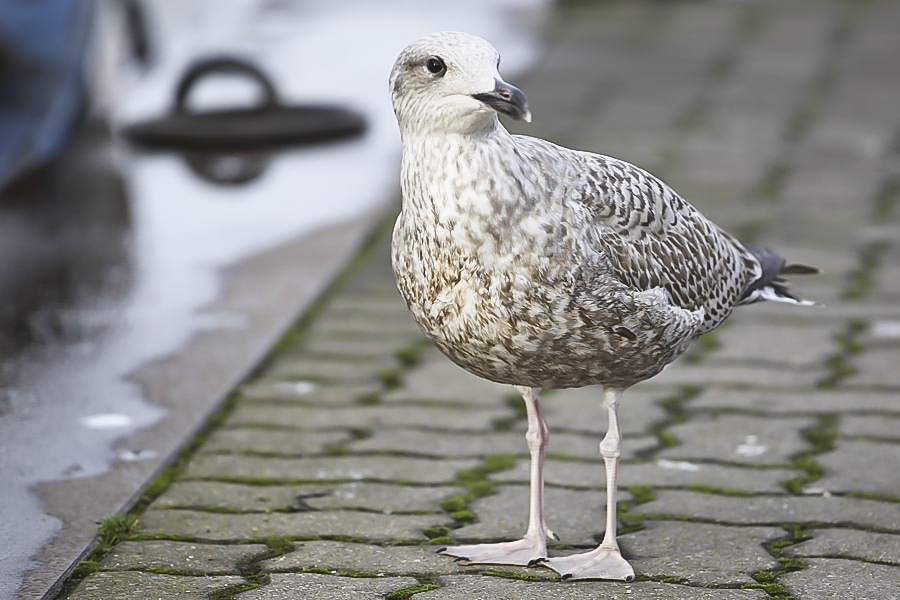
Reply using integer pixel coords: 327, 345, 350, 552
389, 32, 816, 390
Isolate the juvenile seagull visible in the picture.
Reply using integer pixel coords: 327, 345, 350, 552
389, 32, 816, 581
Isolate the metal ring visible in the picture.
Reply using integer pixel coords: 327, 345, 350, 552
174, 56, 278, 114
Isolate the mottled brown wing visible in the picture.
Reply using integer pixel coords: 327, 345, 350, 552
577, 155, 755, 318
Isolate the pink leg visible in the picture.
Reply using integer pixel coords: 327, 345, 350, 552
542, 387, 635, 581
438, 386, 557, 566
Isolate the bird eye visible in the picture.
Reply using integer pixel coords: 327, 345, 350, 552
426, 56, 446, 76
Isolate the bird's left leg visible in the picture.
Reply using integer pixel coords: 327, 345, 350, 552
542, 386, 635, 581
438, 386, 556, 566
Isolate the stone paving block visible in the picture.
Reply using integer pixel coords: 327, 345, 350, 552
631, 490, 900, 530
418, 575, 768, 599
707, 323, 836, 368
261, 540, 464, 576
323, 295, 410, 316
297, 335, 416, 359
781, 558, 900, 600
622, 521, 782, 585
864, 316, 900, 348
542, 387, 669, 437
302, 483, 464, 513
101, 540, 267, 575
455, 486, 634, 547
266, 355, 400, 383
783, 528, 900, 564
494, 458, 799, 493
200, 428, 352, 455
847, 348, 900, 388
840, 415, 900, 440
644, 363, 827, 389
658, 414, 814, 465
346, 428, 657, 461
747, 300, 900, 322
140, 509, 450, 542
382, 355, 514, 406
305, 313, 423, 338
155, 481, 464, 513
690, 389, 900, 414
817, 440, 900, 496
183, 455, 478, 484
68, 572, 246, 600
239, 381, 381, 405
225, 404, 514, 432
235, 573, 419, 600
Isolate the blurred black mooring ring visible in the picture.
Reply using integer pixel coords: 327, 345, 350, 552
122, 56, 366, 149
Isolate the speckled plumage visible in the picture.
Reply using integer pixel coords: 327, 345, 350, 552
388, 31, 817, 580
389, 32, 813, 390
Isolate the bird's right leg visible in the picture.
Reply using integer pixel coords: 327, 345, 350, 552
438, 386, 556, 566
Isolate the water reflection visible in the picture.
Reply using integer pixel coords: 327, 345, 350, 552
181, 150, 272, 186
0, 121, 132, 370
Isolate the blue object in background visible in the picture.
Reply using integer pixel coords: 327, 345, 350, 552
0, 0, 94, 192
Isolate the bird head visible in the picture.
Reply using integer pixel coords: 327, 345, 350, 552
390, 31, 531, 136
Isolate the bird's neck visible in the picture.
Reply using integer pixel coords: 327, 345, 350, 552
399, 119, 518, 219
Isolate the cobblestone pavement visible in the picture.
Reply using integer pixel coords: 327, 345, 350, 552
58, 0, 900, 598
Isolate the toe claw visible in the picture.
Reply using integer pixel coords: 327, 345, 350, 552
625, 575, 634, 582
454, 556, 470, 563
435, 548, 447, 554
561, 573, 573, 581
527, 557, 547, 567
551, 532, 561, 541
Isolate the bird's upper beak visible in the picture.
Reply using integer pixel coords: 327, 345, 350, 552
472, 79, 532, 123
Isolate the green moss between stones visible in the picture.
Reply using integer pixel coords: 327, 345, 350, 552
386, 582, 441, 599
262, 537, 296, 555
685, 332, 720, 364
783, 416, 837, 495
845, 490, 900, 503
684, 485, 757, 497
395, 346, 421, 368
424, 536, 456, 546
423, 526, 451, 539
377, 368, 404, 389
357, 392, 382, 405
843, 240, 889, 301
480, 569, 546, 582
142, 567, 195, 576
742, 581, 791, 597
628, 485, 656, 505
97, 514, 140, 544
657, 431, 679, 447
637, 574, 686, 584
779, 557, 806, 569
338, 570, 381, 578
451, 510, 476, 524
57, 514, 144, 595
439, 496, 467, 513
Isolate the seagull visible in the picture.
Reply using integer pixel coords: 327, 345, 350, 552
389, 31, 816, 581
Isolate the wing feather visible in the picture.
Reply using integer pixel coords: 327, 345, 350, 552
573, 153, 756, 326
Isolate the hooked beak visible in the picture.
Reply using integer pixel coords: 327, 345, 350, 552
472, 79, 532, 123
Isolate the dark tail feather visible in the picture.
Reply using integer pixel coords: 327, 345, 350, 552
779, 263, 821, 275
740, 242, 819, 306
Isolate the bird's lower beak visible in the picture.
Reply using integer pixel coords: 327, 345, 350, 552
472, 79, 532, 123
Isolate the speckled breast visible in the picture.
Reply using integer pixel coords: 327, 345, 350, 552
391, 215, 677, 389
